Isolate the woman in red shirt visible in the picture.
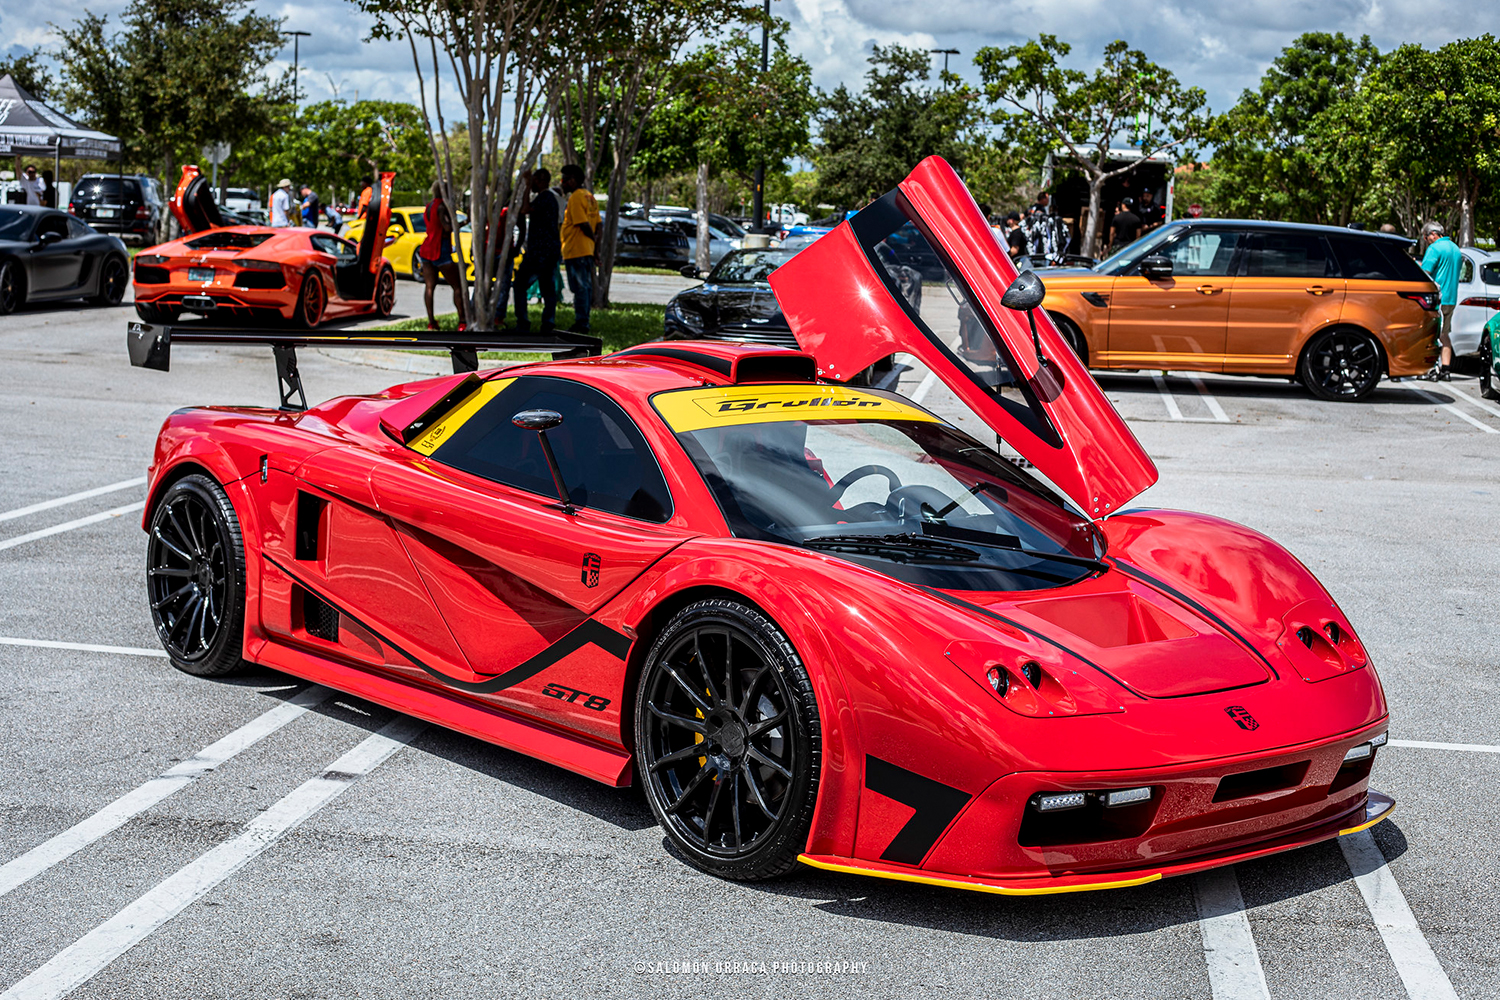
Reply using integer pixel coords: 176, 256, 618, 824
419, 181, 468, 331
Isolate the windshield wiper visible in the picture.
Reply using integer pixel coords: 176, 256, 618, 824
919, 522, 1109, 572
800, 533, 980, 564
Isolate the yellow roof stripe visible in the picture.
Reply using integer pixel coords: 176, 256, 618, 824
408, 377, 515, 455
653, 384, 939, 433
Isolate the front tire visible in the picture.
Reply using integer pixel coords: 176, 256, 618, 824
634, 599, 821, 881
1481, 330, 1499, 401
1299, 328, 1383, 401
146, 474, 247, 677
0, 259, 24, 314
92, 255, 129, 306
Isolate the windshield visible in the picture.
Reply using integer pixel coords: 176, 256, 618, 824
1093, 226, 1178, 275
654, 384, 1102, 591
0, 209, 34, 241
709, 249, 797, 284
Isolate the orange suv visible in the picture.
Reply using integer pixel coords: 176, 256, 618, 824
1037, 220, 1440, 400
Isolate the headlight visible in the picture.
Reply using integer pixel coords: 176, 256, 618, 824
665, 300, 702, 331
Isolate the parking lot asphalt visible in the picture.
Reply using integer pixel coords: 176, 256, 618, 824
0, 290, 1495, 999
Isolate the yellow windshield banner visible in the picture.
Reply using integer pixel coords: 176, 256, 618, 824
408, 377, 515, 455
653, 384, 939, 433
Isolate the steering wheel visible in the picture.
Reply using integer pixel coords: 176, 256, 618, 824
830, 464, 902, 503
886, 485, 960, 524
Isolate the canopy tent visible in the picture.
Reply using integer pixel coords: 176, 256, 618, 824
0, 74, 121, 207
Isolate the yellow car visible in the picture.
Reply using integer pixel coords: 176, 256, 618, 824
343, 207, 462, 280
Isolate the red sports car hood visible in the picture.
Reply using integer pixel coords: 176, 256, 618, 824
770, 156, 1158, 518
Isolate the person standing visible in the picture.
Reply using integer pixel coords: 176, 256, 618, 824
299, 185, 321, 228
1138, 189, 1164, 230
270, 179, 294, 227
511, 167, 561, 334
558, 164, 600, 334
1002, 211, 1029, 263
20, 165, 44, 206
1110, 197, 1142, 251
354, 180, 372, 221
418, 181, 468, 332
1419, 221, 1462, 380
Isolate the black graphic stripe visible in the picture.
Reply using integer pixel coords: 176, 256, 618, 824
1107, 559, 1281, 680
864, 755, 973, 866
263, 554, 631, 694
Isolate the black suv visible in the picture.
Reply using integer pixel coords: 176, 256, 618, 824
69, 175, 163, 244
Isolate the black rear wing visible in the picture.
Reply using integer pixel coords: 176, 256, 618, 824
127, 322, 602, 411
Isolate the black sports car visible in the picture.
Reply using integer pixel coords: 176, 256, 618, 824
663, 247, 799, 347
0, 205, 130, 315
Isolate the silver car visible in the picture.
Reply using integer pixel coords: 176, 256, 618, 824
1452, 246, 1499, 355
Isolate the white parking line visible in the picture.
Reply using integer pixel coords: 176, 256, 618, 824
0, 685, 332, 898
1416, 389, 1499, 434
0, 637, 166, 658
0, 501, 146, 552
1441, 382, 1500, 420
1389, 738, 1500, 753
0, 478, 146, 524
0, 716, 425, 1000
1153, 375, 1186, 420
1185, 375, 1231, 422
1340, 830, 1459, 1000
1192, 867, 1270, 1000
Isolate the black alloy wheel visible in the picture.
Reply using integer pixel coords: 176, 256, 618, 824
295, 273, 324, 328
1299, 328, 1383, 401
634, 599, 821, 881
1481, 331, 1498, 401
146, 474, 247, 676
375, 267, 397, 317
0, 259, 22, 315
92, 255, 129, 306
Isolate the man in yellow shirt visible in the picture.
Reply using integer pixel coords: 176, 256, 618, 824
559, 164, 601, 333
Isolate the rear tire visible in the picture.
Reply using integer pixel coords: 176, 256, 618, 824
1298, 327, 1383, 402
375, 267, 396, 318
634, 599, 821, 882
92, 255, 129, 306
1048, 313, 1087, 363
146, 474, 247, 677
1481, 331, 1499, 401
294, 273, 324, 328
409, 250, 423, 281
0, 259, 23, 314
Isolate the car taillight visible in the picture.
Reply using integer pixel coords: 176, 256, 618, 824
1398, 291, 1438, 310
136, 255, 167, 265
135, 205, 149, 219
68, 203, 77, 215
238, 259, 281, 270
1459, 295, 1500, 309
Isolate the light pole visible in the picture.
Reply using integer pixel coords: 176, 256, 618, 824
283, 30, 310, 111
751, 0, 769, 232
930, 48, 959, 87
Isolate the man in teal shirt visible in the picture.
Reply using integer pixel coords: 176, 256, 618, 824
1419, 221, 1462, 380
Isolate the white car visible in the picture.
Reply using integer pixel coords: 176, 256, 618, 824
1452, 246, 1499, 355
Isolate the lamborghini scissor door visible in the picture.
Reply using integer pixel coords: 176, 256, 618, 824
768, 156, 1158, 518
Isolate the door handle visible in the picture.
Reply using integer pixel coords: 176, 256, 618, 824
1306, 286, 1332, 295
1196, 284, 1222, 295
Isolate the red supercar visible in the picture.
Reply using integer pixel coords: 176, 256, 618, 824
132, 157, 1391, 894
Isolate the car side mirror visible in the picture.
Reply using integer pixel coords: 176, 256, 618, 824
1000, 270, 1065, 401
37, 230, 63, 246
511, 409, 577, 514
1139, 255, 1173, 280
1000, 270, 1045, 312
386, 225, 404, 238
679, 264, 705, 280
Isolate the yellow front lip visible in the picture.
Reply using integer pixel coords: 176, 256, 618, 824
796, 855, 1161, 896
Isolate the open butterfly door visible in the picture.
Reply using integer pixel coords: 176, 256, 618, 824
169, 165, 225, 235
768, 156, 1158, 518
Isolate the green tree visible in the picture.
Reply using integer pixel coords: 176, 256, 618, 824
975, 35, 1210, 255
236, 100, 435, 202
1364, 35, 1500, 245
54, 0, 287, 240
814, 45, 979, 209
0, 51, 55, 100
1208, 33, 1380, 226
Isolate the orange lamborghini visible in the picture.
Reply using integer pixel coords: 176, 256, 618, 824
132, 167, 398, 327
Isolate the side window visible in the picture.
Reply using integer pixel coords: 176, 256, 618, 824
1459, 258, 1474, 284
1327, 237, 1430, 282
311, 234, 357, 259
1481, 262, 1500, 286
36, 214, 69, 240
407, 211, 426, 234
1244, 232, 1336, 278
67, 216, 93, 239
1157, 230, 1241, 276
428, 377, 673, 523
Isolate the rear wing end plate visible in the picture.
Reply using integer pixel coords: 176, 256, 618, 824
127, 323, 602, 411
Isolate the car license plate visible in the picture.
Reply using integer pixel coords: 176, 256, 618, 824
188, 267, 214, 283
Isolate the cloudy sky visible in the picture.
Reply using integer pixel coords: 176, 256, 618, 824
3, 0, 1498, 125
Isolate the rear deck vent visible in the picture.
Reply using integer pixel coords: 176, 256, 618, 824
295, 492, 327, 561
302, 590, 340, 642
1212, 761, 1309, 803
